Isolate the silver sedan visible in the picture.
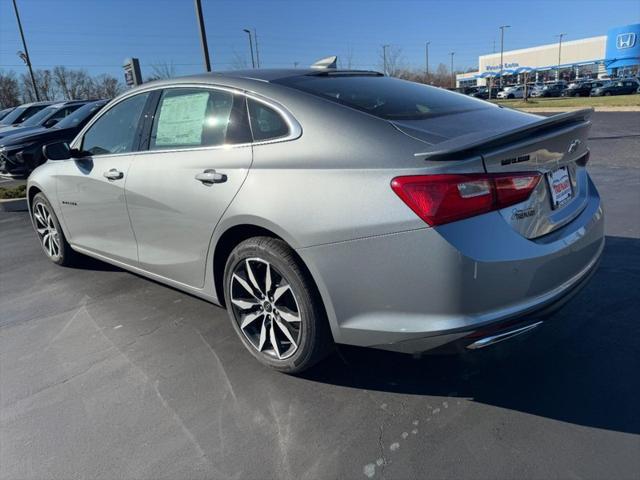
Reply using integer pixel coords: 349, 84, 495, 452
28, 66, 604, 373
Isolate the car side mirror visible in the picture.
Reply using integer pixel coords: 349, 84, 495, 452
43, 141, 71, 161
43, 118, 59, 128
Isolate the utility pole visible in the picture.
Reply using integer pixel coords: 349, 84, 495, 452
450, 51, 455, 88
425, 41, 431, 80
12, 0, 39, 101
555, 33, 566, 81
194, 0, 211, 71
499, 25, 510, 88
254, 28, 260, 68
382, 44, 389, 75
243, 29, 255, 68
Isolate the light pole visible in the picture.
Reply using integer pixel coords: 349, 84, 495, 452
425, 41, 431, 81
450, 51, 455, 88
243, 29, 255, 68
12, 0, 39, 100
254, 28, 260, 68
194, 0, 211, 72
555, 33, 566, 81
499, 25, 510, 88
382, 44, 389, 75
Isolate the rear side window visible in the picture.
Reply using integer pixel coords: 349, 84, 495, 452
82, 92, 150, 156
150, 88, 250, 150
274, 74, 490, 120
247, 99, 289, 141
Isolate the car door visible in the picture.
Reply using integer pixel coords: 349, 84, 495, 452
124, 86, 253, 288
56, 91, 153, 264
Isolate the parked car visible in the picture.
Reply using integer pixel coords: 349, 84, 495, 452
591, 79, 640, 96
531, 83, 566, 97
496, 85, 524, 99
563, 81, 607, 97
470, 87, 501, 100
28, 68, 603, 373
0, 101, 55, 127
0, 100, 88, 140
0, 100, 107, 177
0, 107, 16, 121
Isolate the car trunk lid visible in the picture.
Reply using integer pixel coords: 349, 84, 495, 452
393, 108, 593, 239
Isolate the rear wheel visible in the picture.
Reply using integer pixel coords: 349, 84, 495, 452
31, 193, 77, 266
223, 237, 333, 373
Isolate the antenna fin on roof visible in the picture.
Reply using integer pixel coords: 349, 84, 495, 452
311, 56, 338, 69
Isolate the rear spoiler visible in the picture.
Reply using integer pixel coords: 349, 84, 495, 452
414, 108, 593, 161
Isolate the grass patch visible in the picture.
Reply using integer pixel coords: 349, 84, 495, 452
492, 94, 640, 108
0, 184, 27, 199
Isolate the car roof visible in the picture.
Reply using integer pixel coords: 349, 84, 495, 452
139, 68, 384, 90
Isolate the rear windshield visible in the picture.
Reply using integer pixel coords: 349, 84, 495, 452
273, 74, 491, 120
1, 105, 42, 125
56, 102, 105, 129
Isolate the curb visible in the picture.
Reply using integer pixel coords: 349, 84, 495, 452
515, 106, 640, 113
0, 197, 28, 212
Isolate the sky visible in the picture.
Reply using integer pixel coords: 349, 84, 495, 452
1, 0, 639, 82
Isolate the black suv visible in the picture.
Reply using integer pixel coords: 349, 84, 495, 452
0, 100, 106, 177
591, 79, 639, 96
470, 87, 501, 99
563, 81, 606, 97
0, 101, 55, 127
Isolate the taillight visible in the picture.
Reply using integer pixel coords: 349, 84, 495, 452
391, 172, 541, 226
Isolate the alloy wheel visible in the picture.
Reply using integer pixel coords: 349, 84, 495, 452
33, 202, 60, 259
229, 258, 302, 360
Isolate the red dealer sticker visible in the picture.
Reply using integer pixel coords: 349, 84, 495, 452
547, 166, 572, 209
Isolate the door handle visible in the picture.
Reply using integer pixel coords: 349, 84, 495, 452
103, 168, 124, 180
195, 169, 227, 184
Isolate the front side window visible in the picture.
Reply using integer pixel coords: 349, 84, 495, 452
82, 93, 150, 156
150, 88, 250, 150
247, 99, 289, 141
49, 105, 81, 122
21, 106, 57, 126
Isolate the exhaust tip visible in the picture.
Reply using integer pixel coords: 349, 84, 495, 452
466, 321, 543, 350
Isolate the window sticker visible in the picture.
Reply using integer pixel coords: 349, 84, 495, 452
155, 92, 209, 146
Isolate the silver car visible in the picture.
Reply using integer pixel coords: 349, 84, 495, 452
28, 67, 604, 373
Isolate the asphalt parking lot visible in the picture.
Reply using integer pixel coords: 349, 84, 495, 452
1, 112, 639, 480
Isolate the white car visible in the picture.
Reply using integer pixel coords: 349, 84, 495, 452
497, 85, 524, 99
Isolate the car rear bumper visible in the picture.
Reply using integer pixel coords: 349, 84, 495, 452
298, 174, 604, 354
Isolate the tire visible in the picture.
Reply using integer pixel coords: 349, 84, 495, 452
31, 193, 78, 266
604, 91, 611, 96
223, 236, 333, 373
507, 94, 514, 99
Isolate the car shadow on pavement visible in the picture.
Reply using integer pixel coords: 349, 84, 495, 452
74, 255, 122, 272
303, 235, 640, 435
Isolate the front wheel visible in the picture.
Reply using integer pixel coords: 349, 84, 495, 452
31, 193, 78, 266
604, 91, 612, 96
223, 237, 333, 373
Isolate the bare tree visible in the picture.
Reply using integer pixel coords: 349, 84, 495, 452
54, 66, 93, 100
0, 71, 21, 107
379, 46, 405, 77
231, 50, 249, 70
338, 47, 356, 69
146, 61, 176, 81
21, 69, 57, 102
91, 74, 122, 99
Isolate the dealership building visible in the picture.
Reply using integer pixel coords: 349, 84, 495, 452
456, 23, 640, 88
